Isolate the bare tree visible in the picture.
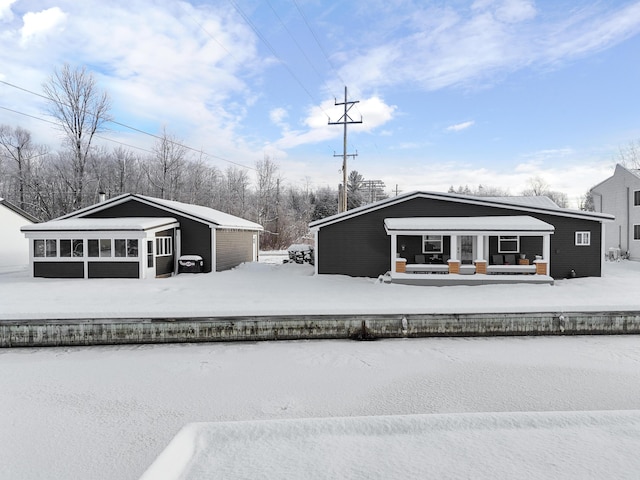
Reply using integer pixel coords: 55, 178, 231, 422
618, 140, 640, 169
521, 176, 569, 208
147, 129, 187, 200
0, 125, 47, 210
42, 64, 111, 209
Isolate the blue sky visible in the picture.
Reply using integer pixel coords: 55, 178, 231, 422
1, 0, 640, 206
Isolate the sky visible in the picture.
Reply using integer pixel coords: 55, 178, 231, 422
1, 0, 640, 207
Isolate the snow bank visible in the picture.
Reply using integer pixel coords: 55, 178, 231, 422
142, 411, 640, 480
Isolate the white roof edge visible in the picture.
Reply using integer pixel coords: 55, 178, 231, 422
384, 216, 555, 234
21, 217, 179, 232
309, 191, 614, 229
55, 193, 263, 231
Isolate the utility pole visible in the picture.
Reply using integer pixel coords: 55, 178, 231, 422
329, 86, 362, 212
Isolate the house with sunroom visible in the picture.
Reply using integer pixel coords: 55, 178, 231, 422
309, 190, 613, 286
590, 163, 640, 261
21, 194, 263, 279
0, 197, 39, 270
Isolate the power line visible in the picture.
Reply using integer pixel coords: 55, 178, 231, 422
0, 80, 256, 171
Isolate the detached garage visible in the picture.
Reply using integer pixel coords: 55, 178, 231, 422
21, 194, 263, 279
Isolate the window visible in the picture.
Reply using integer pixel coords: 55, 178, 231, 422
127, 239, 138, 257
156, 237, 172, 256
635, 191, 640, 206
60, 239, 83, 257
147, 240, 154, 268
498, 236, 519, 253
34, 239, 57, 257
575, 231, 591, 246
88, 239, 112, 257
114, 239, 139, 258
634, 225, 640, 240
422, 235, 443, 254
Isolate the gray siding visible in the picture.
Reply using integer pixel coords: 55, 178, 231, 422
591, 164, 640, 260
34, 262, 83, 278
216, 229, 256, 272
88, 262, 139, 278
317, 196, 603, 279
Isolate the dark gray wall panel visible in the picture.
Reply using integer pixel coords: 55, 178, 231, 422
88, 262, 139, 278
34, 262, 84, 278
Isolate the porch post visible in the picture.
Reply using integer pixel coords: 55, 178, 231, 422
476, 235, 485, 261
390, 234, 397, 273
449, 235, 458, 261
543, 233, 551, 265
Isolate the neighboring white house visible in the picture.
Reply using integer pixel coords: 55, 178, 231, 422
590, 163, 640, 260
0, 198, 38, 270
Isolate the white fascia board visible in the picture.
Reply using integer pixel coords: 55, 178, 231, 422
385, 229, 554, 236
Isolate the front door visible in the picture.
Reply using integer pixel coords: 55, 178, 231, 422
460, 235, 474, 264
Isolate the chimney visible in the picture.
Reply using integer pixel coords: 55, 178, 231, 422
98, 191, 106, 203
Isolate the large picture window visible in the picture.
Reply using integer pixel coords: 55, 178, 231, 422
575, 231, 591, 246
498, 236, 519, 253
422, 235, 443, 254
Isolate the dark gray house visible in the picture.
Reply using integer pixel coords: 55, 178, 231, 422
309, 191, 613, 283
21, 194, 263, 279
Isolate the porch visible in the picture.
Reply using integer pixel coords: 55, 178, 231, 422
384, 216, 555, 286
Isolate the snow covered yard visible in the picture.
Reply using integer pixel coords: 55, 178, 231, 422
3, 336, 640, 479
2, 259, 640, 319
2, 260, 640, 479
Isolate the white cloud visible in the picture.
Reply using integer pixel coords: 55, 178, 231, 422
271, 95, 396, 149
0, 0, 16, 22
446, 121, 475, 132
338, 2, 640, 93
20, 7, 67, 45
269, 107, 288, 127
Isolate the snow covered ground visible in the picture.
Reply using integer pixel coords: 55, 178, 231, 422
2, 256, 640, 320
2, 258, 640, 479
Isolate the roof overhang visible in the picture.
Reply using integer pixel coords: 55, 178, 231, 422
384, 216, 555, 236
21, 217, 179, 233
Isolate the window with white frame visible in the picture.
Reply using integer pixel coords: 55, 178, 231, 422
114, 239, 139, 258
422, 235, 443, 253
634, 225, 640, 240
634, 191, 640, 206
498, 235, 519, 253
34, 239, 57, 257
59, 239, 83, 257
575, 231, 591, 246
156, 236, 172, 256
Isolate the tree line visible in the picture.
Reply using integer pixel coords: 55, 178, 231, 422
1, 64, 397, 250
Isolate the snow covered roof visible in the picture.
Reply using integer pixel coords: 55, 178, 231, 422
21, 217, 178, 232
481, 196, 559, 209
0, 198, 39, 223
55, 194, 263, 231
310, 190, 613, 230
384, 216, 555, 234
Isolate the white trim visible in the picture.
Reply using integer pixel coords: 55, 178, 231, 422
575, 231, 591, 246
211, 227, 216, 273
498, 235, 520, 253
314, 229, 319, 275
422, 235, 443, 254
391, 234, 398, 273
